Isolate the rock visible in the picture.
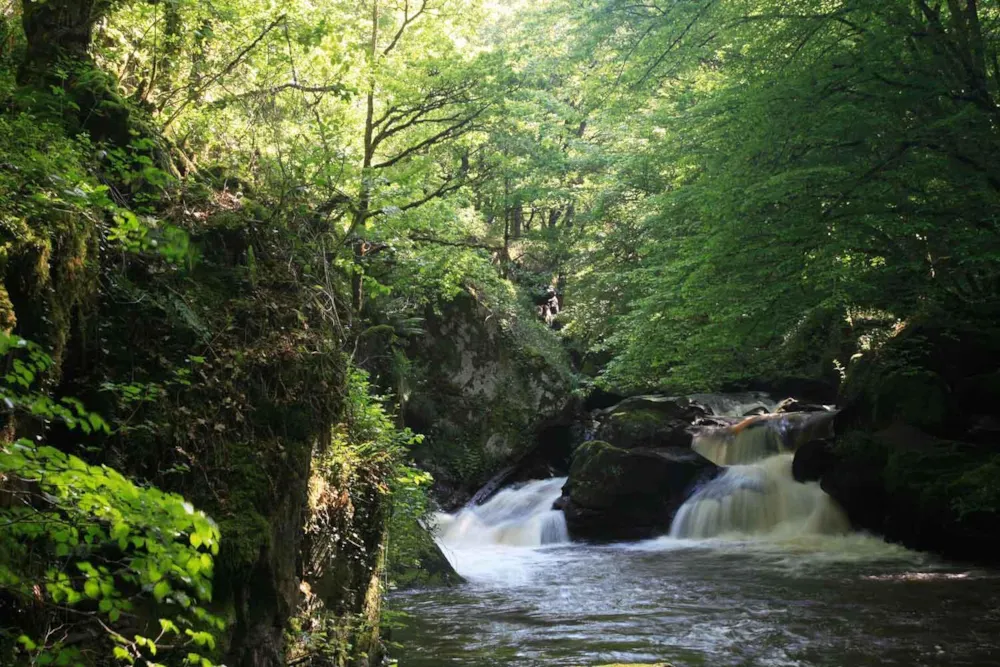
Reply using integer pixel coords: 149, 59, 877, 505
389, 525, 464, 590
825, 318, 1000, 563
594, 408, 694, 450
404, 290, 575, 501
743, 406, 770, 416
601, 394, 708, 422
821, 425, 1000, 563
590, 395, 707, 450
774, 397, 830, 413
792, 439, 836, 482
560, 440, 719, 542
692, 415, 743, 429
583, 387, 627, 411
820, 453, 887, 535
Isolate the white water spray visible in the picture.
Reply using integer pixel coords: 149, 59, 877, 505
670, 454, 850, 539
435, 477, 569, 548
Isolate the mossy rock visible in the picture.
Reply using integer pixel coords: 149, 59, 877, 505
406, 290, 575, 499
823, 426, 1000, 563
561, 440, 718, 542
389, 525, 464, 590
595, 408, 693, 450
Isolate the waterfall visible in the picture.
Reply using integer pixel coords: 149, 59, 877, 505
675, 409, 848, 540
692, 411, 836, 465
670, 454, 850, 539
435, 477, 569, 548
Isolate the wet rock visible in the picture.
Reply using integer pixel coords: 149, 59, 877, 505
692, 415, 743, 429
820, 455, 887, 536
594, 408, 694, 450
774, 397, 830, 413
560, 440, 719, 542
792, 439, 836, 482
743, 406, 770, 416
389, 525, 464, 590
600, 394, 708, 422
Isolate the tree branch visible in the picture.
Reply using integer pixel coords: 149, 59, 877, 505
162, 14, 287, 128
383, 0, 430, 56
372, 107, 485, 169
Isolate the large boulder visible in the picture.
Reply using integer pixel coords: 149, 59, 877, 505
594, 408, 694, 450
560, 440, 719, 542
404, 290, 575, 506
791, 439, 836, 482
592, 395, 706, 450
823, 318, 1000, 563
819, 425, 1000, 563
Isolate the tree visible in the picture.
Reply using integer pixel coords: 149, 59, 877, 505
555, 0, 1000, 390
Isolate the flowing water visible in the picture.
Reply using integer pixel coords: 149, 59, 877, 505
392, 410, 1000, 666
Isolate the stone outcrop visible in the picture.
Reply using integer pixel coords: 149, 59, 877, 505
559, 440, 719, 542
797, 320, 1000, 563
404, 290, 575, 507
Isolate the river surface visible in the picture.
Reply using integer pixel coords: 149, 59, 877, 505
391, 407, 1000, 666
391, 536, 1000, 666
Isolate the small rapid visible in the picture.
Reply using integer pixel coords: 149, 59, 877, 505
397, 396, 1000, 666
435, 477, 569, 548
670, 454, 851, 539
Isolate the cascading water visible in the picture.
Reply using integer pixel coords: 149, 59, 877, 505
688, 391, 776, 417
691, 411, 835, 465
392, 396, 991, 667
435, 477, 569, 548
674, 411, 848, 539
670, 454, 850, 539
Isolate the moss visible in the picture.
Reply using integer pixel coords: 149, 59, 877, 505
406, 290, 574, 495
219, 512, 272, 579
885, 441, 1000, 520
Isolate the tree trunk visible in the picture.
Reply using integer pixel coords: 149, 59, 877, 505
18, 0, 140, 148
20, 0, 105, 74
511, 204, 523, 239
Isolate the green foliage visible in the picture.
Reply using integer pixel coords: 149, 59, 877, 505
515, 0, 1000, 392
0, 334, 109, 433
0, 440, 224, 666
0, 340, 223, 667
291, 366, 429, 665
885, 441, 1000, 520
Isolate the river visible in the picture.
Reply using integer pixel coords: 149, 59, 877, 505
390, 405, 1000, 666
392, 533, 1000, 666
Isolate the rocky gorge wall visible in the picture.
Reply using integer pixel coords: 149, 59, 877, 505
403, 290, 576, 509
0, 189, 392, 665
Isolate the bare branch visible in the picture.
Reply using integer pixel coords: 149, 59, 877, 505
373, 107, 485, 170
383, 0, 430, 56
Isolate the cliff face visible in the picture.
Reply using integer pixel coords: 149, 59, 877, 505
1, 183, 393, 664
403, 290, 575, 508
